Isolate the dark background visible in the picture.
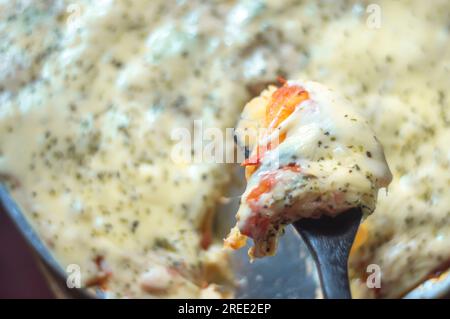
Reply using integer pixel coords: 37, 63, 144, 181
0, 205, 53, 298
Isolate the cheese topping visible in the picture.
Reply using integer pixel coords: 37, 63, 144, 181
0, 0, 449, 298
227, 80, 392, 258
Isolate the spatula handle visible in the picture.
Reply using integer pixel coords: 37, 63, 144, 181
294, 208, 362, 299
301, 228, 353, 298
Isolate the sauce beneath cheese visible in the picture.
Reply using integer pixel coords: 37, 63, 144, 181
0, 0, 449, 298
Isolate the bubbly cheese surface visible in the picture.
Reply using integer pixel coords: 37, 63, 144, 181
0, 0, 449, 298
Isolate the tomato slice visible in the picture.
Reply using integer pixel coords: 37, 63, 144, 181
246, 164, 301, 206
242, 83, 309, 175
266, 85, 309, 130
246, 172, 277, 203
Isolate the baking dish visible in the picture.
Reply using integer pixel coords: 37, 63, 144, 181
2, 183, 449, 299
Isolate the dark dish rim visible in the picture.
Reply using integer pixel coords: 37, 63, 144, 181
0, 184, 94, 299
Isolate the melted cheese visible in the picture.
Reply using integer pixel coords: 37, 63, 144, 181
0, 0, 449, 298
228, 80, 391, 258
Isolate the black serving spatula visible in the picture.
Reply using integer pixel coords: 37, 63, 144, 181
293, 207, 363, 299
